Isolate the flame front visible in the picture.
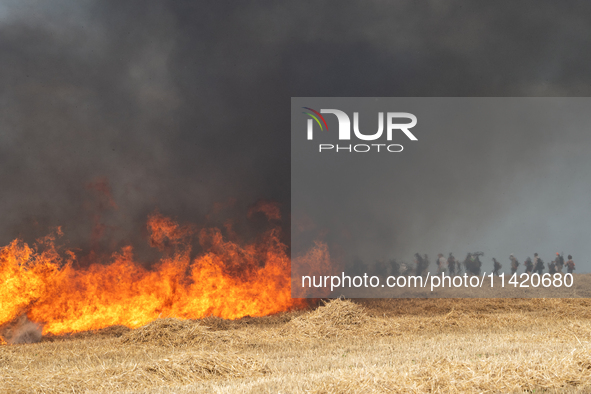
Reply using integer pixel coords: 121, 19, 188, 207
0, 211, 308, 337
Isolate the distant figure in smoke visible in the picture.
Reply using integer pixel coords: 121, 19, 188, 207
492, 258, 502, 276
447, 253, 457, 276
413, 253, 421, 275
437, 253, 446, 274
524, 257, 534, 274
474, 252, 483, 275
463, 253, 472, 275
549, 260, 557, 275
555, 252, 565, 273
389, 258, 401, 277
509, 254, 519, 274
414, 253, 429, 277
464, 252, 483, 276
533, 253, 545, 275
566, 255, 575, 274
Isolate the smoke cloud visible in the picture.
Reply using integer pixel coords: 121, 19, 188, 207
0, 1, 590, 268
0, 314, 43, 344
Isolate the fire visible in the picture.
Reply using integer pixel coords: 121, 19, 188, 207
0, 205, 309, 338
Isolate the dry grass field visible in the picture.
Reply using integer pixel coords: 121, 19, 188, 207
3, 297, 591, 393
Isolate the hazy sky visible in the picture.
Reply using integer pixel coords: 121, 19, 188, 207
292, 98, 591, 273
1, 1, 591, 266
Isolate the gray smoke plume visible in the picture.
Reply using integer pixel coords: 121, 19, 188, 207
0, 1, 590, 267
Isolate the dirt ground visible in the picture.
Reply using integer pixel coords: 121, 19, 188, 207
2, 297, 591, 393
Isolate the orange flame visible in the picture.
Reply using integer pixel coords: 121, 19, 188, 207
0, 209, 309, 337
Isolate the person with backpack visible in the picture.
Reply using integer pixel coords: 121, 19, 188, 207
549, 260, 557, 274
493, 258, 502, 276
566, 255, 575, 274
555, 253, 565, 273
510, 254, 519, 274
533, 253, 545, 275
447, 253, 457, 276
524, 257, 534, 274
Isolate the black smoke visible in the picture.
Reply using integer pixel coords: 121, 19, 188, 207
1, 1, 590, 260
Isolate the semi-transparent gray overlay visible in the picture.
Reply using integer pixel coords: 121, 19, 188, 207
292, 98, 591, 298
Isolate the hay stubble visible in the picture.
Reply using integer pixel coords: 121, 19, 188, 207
2, 298, 591, 393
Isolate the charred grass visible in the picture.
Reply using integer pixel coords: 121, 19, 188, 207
2, 298, 591, 393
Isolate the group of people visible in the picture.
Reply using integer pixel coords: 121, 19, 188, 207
430, 252, 576, 277
351, 252, 577, 279
432, 252, 484, 276
507, 253, 575, 275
